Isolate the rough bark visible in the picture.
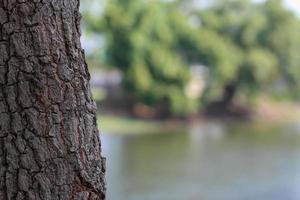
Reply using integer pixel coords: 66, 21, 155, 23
0, 1, 106, 199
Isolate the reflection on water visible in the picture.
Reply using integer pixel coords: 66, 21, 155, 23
101, 121, 300, 200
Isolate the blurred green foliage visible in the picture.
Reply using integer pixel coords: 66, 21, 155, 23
101, 0, 199, 115
83, 0, 300, 115
197, 0, 300, 101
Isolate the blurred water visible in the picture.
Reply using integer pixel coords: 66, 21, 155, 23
101, 121, 300, 200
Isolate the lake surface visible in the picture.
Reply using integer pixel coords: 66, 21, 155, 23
101, 121, 300, 200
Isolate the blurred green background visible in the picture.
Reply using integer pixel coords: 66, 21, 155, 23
80, 0, 300, 199
81, 0, 300, 118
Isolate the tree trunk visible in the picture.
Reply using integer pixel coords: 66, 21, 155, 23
220, 83, 237, 106
0, 1, 106, 199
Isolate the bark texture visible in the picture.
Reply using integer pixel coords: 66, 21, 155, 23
0, 0, 106, 199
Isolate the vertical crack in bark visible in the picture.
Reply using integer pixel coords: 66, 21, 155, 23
0, 1, 106, 199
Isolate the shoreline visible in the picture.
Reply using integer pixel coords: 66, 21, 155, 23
97, 100, 300, 135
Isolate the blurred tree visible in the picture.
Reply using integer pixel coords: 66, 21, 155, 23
262, 0, 300, 98
84, 0, 300, 116
101, 0, 200, 115
192, 0, 300, 106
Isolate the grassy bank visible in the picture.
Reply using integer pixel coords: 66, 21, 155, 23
97, 115, 187, 135
97, 99, 300, 135
253, 98, 300, 124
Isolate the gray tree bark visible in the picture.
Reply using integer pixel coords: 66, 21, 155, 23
0, 1, 106, 199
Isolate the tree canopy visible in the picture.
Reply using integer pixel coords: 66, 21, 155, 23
83, 0, 300, 115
